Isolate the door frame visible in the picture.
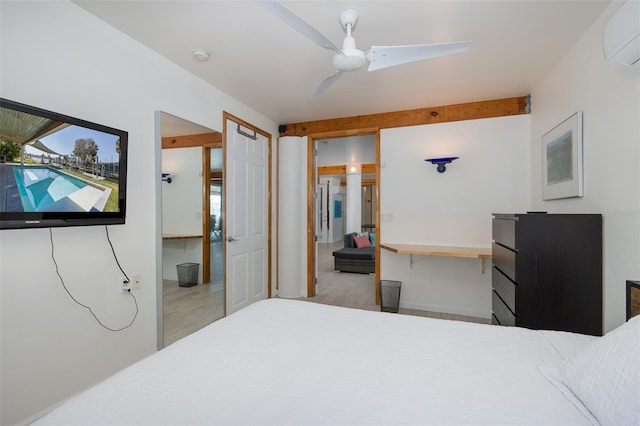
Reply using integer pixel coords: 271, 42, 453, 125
306, 128, 381, 303
222, 112, 273, 311
201, 141, 222, 285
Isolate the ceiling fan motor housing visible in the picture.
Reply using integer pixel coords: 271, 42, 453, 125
333, 9, 367, 72
333, 39, 367, 71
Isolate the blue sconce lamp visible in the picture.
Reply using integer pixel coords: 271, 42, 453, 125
424, 157, 459, 173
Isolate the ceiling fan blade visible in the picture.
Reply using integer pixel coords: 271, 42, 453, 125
312, 71, 343, 98
257, 0, 343, 55
367, 41, 471, 71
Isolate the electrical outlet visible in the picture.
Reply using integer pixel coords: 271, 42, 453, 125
131, 274, 142, 290
121, 278, 132, 291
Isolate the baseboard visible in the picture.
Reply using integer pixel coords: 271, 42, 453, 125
399, 300, 490, 320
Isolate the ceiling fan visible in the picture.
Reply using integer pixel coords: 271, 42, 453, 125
258, 0, 471, 98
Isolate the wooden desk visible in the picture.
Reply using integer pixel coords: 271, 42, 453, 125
162, 234, 202, 240
163, 234, 202, 250
380, 243, 492, 272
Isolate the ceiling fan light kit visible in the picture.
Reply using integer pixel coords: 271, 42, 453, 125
258, 0, 472, 97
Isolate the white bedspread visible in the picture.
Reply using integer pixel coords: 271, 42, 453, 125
36, 299, 597, 425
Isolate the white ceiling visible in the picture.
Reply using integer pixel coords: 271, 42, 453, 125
74, 0, 611, 127
160, 112, 215, 137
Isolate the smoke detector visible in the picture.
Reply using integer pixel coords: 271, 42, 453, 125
192, 50, 210, 62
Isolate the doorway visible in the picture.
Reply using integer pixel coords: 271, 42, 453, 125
310, 133, 379, 306
159, 112, 224, 347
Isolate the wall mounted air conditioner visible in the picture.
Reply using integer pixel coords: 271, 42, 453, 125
603, 0, 640, 69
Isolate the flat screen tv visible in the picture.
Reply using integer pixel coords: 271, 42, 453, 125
0, 98, 128, 229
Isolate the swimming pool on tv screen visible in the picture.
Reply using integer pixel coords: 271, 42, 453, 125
12, 165, 110, 212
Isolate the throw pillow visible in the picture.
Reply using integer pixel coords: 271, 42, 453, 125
369, 232, 376, 247
558, 315, 640, 426
353, 235, 372, 248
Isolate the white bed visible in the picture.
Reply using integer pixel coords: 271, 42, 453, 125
35, 299, 639, 425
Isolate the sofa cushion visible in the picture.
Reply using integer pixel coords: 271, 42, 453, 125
332, 247, 375, 260
353, 235, 372, 248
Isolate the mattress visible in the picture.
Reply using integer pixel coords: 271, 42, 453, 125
35, 298, 599, 425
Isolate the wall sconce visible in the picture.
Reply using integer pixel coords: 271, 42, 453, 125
424, 157, 459, 173
162, 173, 173, 183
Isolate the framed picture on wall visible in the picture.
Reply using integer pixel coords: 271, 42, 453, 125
542, 111, 583, 200
334, 200, 342, 218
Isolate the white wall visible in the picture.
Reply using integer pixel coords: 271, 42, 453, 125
161, 147, 204, 282
161, 148, 203, 236
529, 1, 640, 332
380, 115, 531, 317
0, 2, 277, 425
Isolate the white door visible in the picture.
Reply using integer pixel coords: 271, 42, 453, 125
225, 118, 269, 315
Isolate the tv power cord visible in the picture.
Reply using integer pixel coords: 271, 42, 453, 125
49, 226, 138, 332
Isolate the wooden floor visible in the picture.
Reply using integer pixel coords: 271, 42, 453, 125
163, 279, 224, 346
163, 240, 488, 347
163, 240, 224, 346
303, 241, 490, 323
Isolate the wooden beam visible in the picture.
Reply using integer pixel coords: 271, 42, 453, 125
280, 96, 528, 137
362, 163, 375, 174
162, 132, 222, 149
317, 163, 376, 176
318, 165, 346, 175
339, 178, 377, 186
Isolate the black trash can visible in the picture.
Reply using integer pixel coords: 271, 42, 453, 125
177, 262, 199, 287
379, 280, 402, 313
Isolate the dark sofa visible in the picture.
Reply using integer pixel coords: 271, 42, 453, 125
332, 232, 375, 274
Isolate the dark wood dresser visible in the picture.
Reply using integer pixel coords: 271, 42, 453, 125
492, 213, 603, 336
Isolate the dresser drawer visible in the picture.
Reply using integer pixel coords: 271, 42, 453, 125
492, 242, 516, 282
492, 267, 516, 314
492, 217, 516, 248
492, 291, 516, 326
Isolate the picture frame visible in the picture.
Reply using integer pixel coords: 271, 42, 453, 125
542, 111, 583, 200
334, 200, 342, 218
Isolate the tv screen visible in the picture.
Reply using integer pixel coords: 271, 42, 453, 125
0, 98, 128, 229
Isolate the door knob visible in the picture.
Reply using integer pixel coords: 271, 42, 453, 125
227, 236, 237, 242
